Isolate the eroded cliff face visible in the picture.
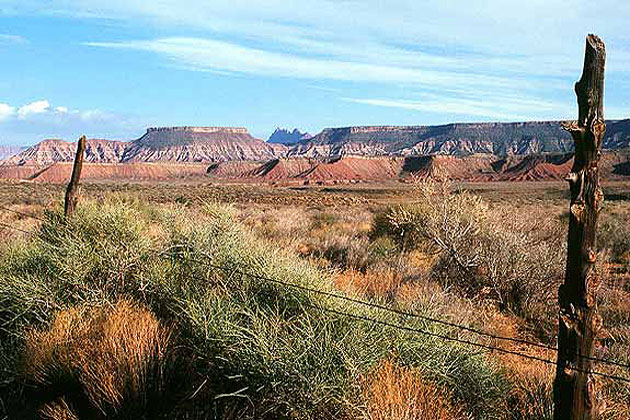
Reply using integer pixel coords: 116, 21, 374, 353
267, 128, 312, 145
2, 127, 290, 166
290, 121, 577, 158
121, 127, 288, 163
3, 121, 630, 171
2, 139, 129, 166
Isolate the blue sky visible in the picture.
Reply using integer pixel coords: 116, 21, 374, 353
1, 0, 630, 145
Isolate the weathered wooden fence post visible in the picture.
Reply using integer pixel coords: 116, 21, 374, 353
64, 135, 86, 218
553, 34, 606, 420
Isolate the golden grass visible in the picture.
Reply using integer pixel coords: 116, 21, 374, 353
334, 268, 403, 300
25, 299, 171, 416
40, 398, 79, 420
361, 360, 465, 420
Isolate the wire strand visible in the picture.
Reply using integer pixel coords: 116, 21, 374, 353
0, 222, 36, 235
160, 248, 630, 372
303, 302, 630, 384
0, 205, 47, 222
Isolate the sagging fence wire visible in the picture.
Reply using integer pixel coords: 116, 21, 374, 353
2, 219, 630, 383
0, 205, 47, 223
0, 221, 37, 236
161, 245, 630, 377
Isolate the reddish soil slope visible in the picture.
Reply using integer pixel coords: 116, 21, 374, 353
28, 163, 209, 183
1, 151, 628, 184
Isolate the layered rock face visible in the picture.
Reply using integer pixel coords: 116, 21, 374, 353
290, 122, 578, 158
207, 150, 630, 183
1, 121, 630, 184
2, 139, 128, 166
2, 127, 289, 166
121, 127, 287, 162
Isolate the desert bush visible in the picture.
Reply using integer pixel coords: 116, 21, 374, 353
334, 268, 403, 301
599, 211, 630, 270
0, 197, 507, 419
24, 299, 173, 419
372, 178, 564, 339
499, 355, 554, 420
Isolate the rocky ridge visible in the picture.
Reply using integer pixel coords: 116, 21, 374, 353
267, 128, 312, 145
1, 122, 630, 183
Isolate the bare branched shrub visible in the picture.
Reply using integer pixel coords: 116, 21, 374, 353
373, 178, 564, 336
361, 359, 465, 420
25, 299, 172, 418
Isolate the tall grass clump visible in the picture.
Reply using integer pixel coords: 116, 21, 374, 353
0, 197, 506, 419
25, 299, 172, 419
361, 359, 466, 420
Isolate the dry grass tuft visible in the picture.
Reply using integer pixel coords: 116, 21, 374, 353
362, 360, 465, 420
334, 268, 403, 300
500, 355, 554, 420
25, 299, 171, 417
40, 397, 79, 420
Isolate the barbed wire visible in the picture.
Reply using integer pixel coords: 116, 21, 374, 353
0, 205, 47, 222
1, 222, 629, 383
161, 247, 630, 371
0, 221, 37, 236
303, 302, 630, 384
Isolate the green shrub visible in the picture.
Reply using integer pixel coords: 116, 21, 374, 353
0, 197, 507, 419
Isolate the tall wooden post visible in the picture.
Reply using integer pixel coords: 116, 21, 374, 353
64, 135, 86, 218
553, 34, 606, 420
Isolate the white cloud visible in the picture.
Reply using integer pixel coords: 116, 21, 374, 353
0, 99, 147, 144
0, 103, 16, 121
17, 100, 50, 119
4, 0, 630, 124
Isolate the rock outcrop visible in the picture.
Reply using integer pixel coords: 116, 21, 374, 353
289, 122, 578, 158
267, 128, 312, 145
2, 139, 128, 166
1, 122, 629, 184
121, 127, 288, 163
207, 150, 630, 183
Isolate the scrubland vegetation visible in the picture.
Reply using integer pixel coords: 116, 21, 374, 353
0, 180, 629, 419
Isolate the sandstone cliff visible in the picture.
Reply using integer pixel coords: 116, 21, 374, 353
121, 127, 288, 163
2, 138, 128, 166
289, 122, 579, 158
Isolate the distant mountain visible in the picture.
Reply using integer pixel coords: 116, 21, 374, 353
0, 145, 24, 161
288, 120, 630, 158
267, 128, 312, 145
2, 139, 128, 166
3, 120, 630, 170
121, 127, 288, 163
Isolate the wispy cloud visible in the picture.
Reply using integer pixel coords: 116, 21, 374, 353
3, 0, 630, 129
343, 95, 569, 122
0, 33, 27, 45
87, 37, 522, 91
